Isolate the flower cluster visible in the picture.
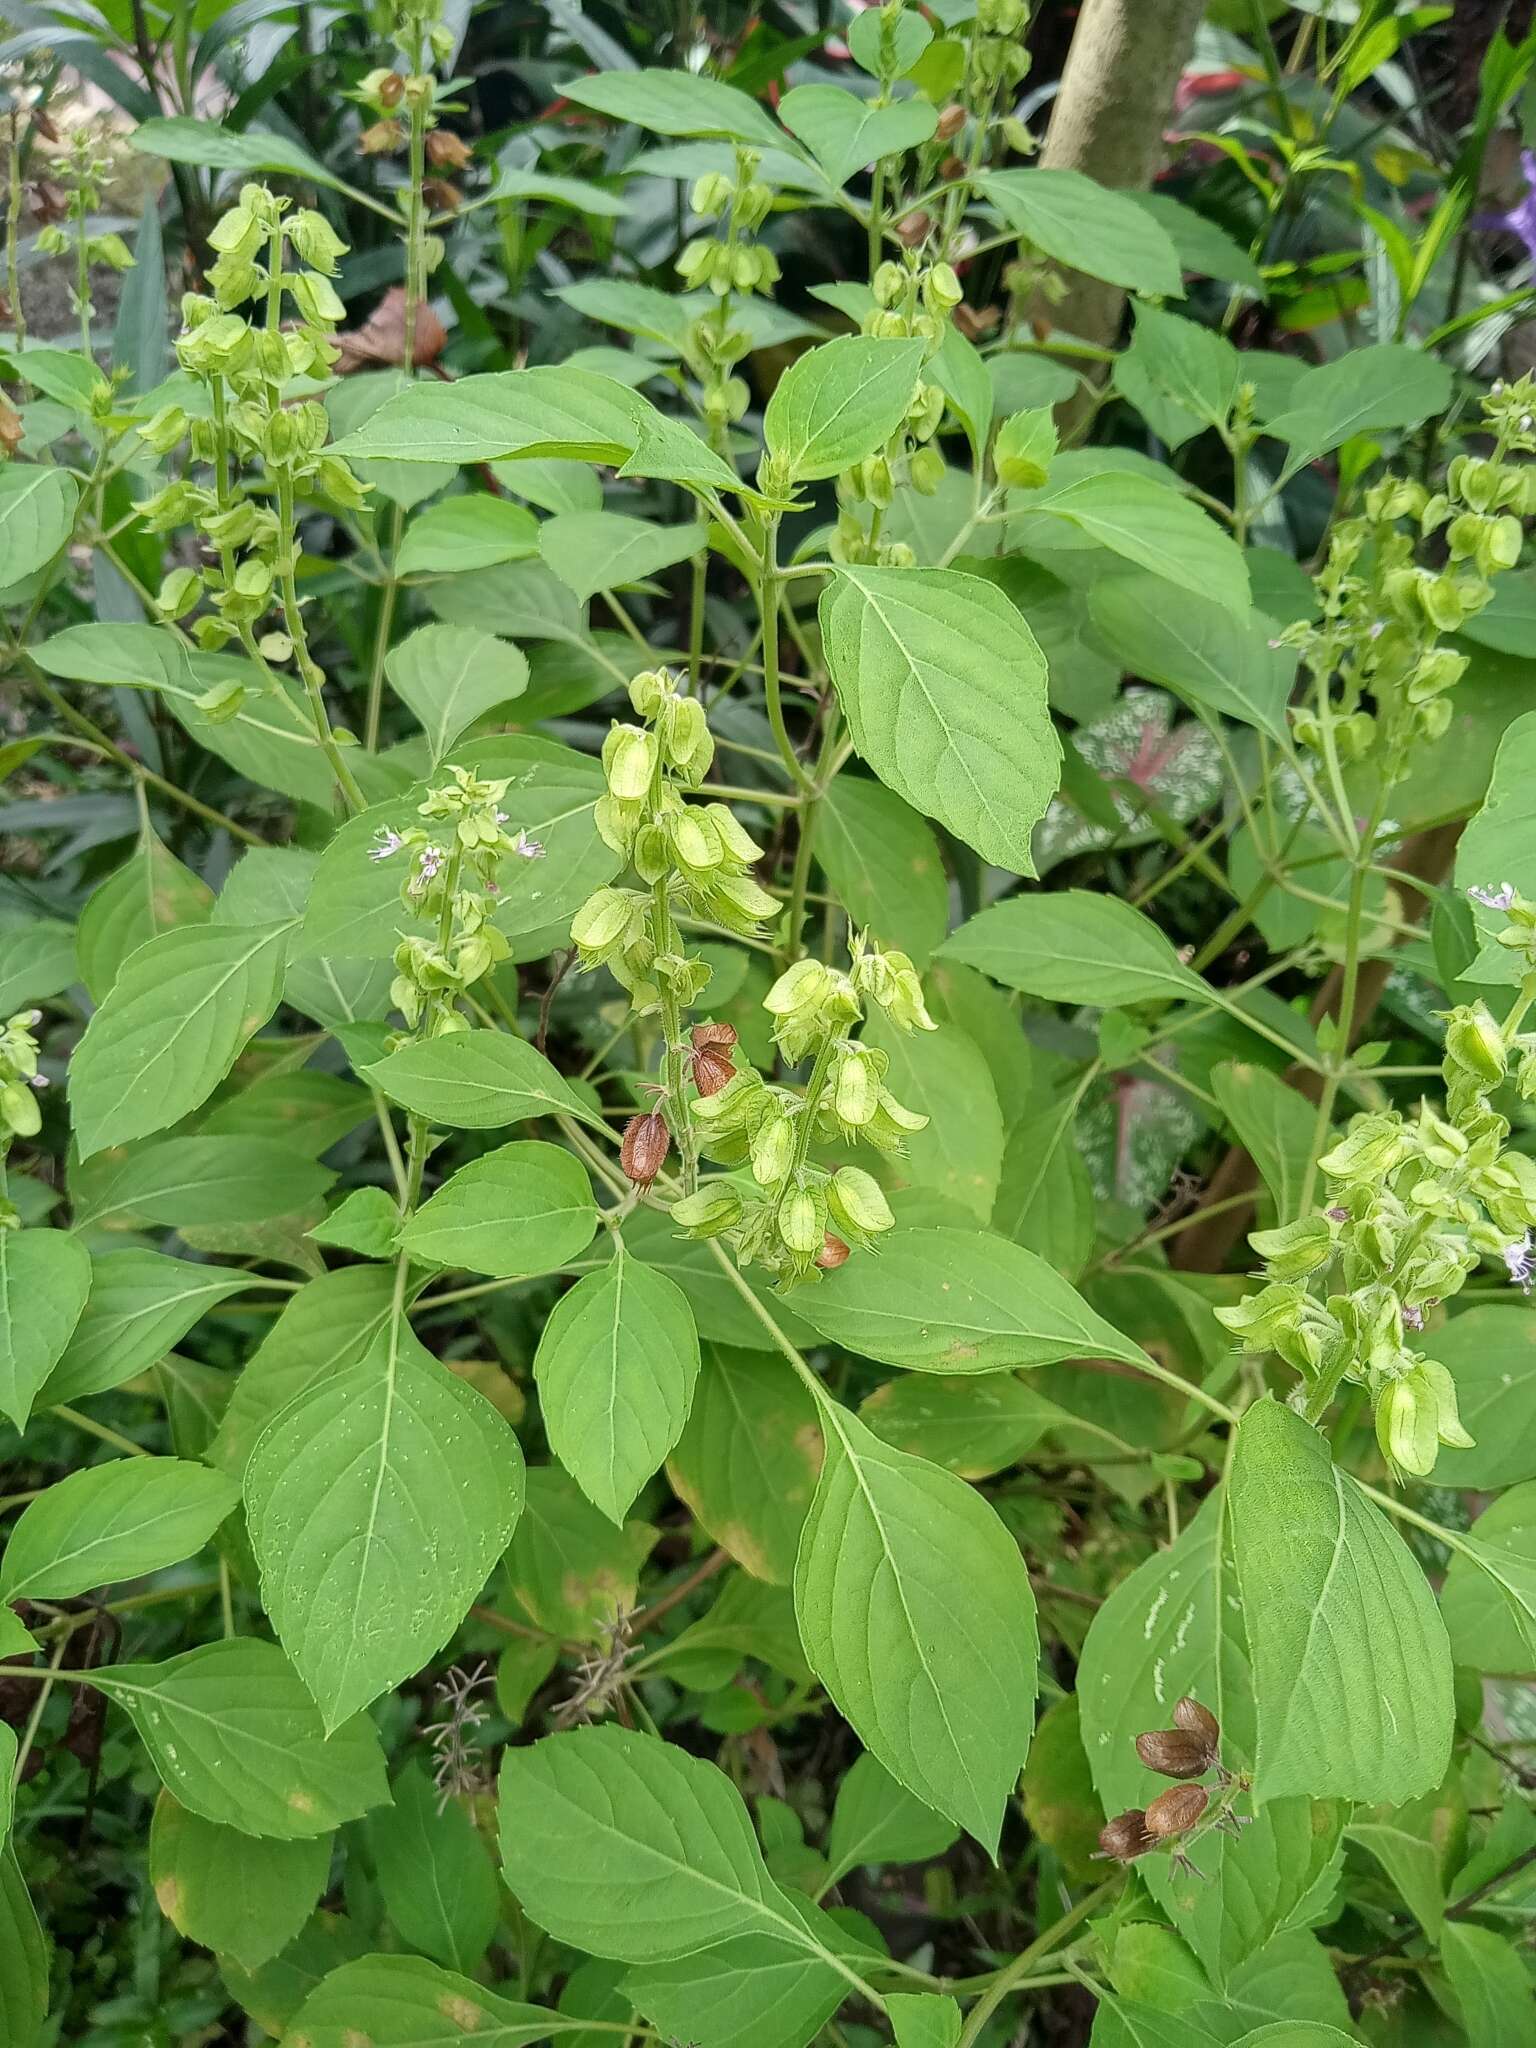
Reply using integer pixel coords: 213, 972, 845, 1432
1096, 1696, 1249, 1881
825, 256, 958, 563
134, 184, 366, 696
34, 128, 133, 337
677, 152, 779, 432
0, 1010, 47, 1170
1216, 943, 1536, 1473
669, 933, 935, 1289
1280, 381, 1536, 786
372, 765, 544, 1034
572, 667, 780, 1014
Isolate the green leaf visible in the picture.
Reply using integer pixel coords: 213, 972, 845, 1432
817, 775, 948, 967
533, 1247, 699, 1526
764, 336, 927, 482
490, 164, 631, 216
778, 85, 936, 187
0, 1456, 238, 1600
70, 1135, 334, 1231
497, 1723, 858, 1978
1021, 473, 1250, 614
384, 623, 529, 762
150, 1793, 329, 1973
284, 1954, 562, 2046
859, 1371, 1056, 1479
795, 1407, 1036, 1850
44, 1249, 252, 1407
1229, 1398, 1453, 1805
888, 1992, 962, 2048
667, 1344, 822, 1585
1441, 1921, 1536, 2048
1264, 344, 1453, 471
1128, 191, 1265, 289
76, 828, 214, 1003
395, 495, 540, 577
0, 1849, 47, 2048
539, 509, 709, 604
561, 67, 786, 150
623, 1900, 853, 2048
979, 169, 1184, 297
1347, 1794, 1451, 1937
793, 1225, 1151, 1373
210, 1266, 396, 1480
824, 1750, 960, 1883
1088, 577, 1296, 744
364, 1028, 602, 1133
502, 1466, 657, 1640
820, 565, 1060, 875
1078, 1498, 1345, 1987
398, 1140, 598, 1278
199, 1071, 371, 1158
1440, 1481, 1536, 1673
69, 920, 295, 1157
860, 1012, 1003, 1221
245, 1312, 525, 1728
992, 1076, 1095, 1278
0, 463, 77, 582
1427, 1308, 1536, 1488
368, 1763, 500, 1974
308, 1187, 399, 1259
0, 1228, 91, 1430
623, 1208, 818, 1353
1456, 707, 1536, 984
0, 915, 77, 1011
95, 1639, 388, 1839
1211, 1062, 1316, 1224
1113, 304, 1241, 447
942, 890, 1203, 1007
130, 115, 353, 196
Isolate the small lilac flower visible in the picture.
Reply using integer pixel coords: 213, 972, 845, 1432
1468, 882, 1517, 912
1369, 621, 1384, 640
408, 844, 445, 897
1475, 149, 1536, 264
1326, 1205, 1350, 1223
29, 1074, 48, 1091
1401, 1302, 1425, 1333
512, 831, 544, 860
1504, 1233, 1534, 1292
370, 827, 405, 863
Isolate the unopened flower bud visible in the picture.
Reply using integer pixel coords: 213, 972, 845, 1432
1445, 1002, 1507, 1086
621, 1111, 671, 1188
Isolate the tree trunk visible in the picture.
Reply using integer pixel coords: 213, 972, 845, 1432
1037, 0, 1208, 350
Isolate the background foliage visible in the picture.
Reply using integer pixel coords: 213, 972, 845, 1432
5, 1, 1536, 2044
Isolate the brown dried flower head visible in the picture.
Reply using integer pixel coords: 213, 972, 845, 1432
359, 119, 405, 156
689, 1020, 738, 1097
426, 129, 473, 171
621, 1111, 671, 1189
1134, 1728, 1214, 1780
1144, 1783, 1209, 1840
1096, 1809, 1154, 1861
1173, 1695, 1220, 1748
815, 1232, 851, 1271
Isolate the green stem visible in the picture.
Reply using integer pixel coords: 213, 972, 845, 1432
956, 1879, 1121, 2045
757, 520, 813, 794
50, 1405, 150, 1457
274, 468, 366, 813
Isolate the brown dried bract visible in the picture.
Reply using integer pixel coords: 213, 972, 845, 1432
1134, 1727, 1214, 1780
1096, 1808, 1154, 1861
815, 1233, 850, 1270
358, 119, 405, 156
333, 284, 448, 372
1144, 1783, 1208, 1839
1173, 1695, 1220, 1748
426, 129, 473, 171
688, 1020, 737, 1097
621, 1110, 671, 1188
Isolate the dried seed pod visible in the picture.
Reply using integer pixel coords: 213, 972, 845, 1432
426, 129, 473, 171
896, 210, 933, 248
689, 1021, 738, 1098
1144, 1783, 1209, 1840
815, 1232, 851, 1271
936, 101, 967, 142
621, 1111, 671, 1188
1096, 1809, 1154, 1861
421, 178, 464, 212
1134, 1728, 1213, 1780
1172, 1695, 1220, 1749
378, 70, 405, 106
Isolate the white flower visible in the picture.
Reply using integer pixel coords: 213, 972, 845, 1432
369, 827, 405, 863
1504, 1233, 1534, 1292
1468, 882, 1517, 912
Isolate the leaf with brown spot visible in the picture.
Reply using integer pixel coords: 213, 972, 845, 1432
284, 1954, 569, 2045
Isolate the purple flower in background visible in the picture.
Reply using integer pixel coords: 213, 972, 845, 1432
1504, 1232, 1534, 1292
1468, 882, 1517, 911
1475, 150, 1536, 262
